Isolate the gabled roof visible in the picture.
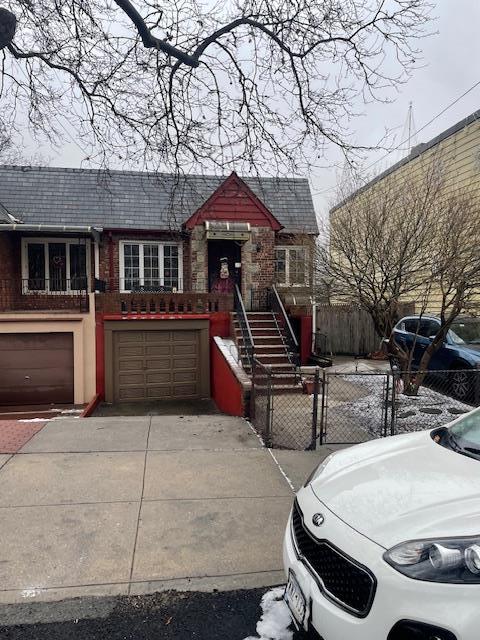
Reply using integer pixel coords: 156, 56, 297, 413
0, 166, 318, 234
184, 172, 283, 230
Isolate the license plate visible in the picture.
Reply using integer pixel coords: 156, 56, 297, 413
284, 571, 307, 627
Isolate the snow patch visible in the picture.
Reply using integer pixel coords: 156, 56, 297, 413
19, 416, 80, 422
244, 586, 293, 640
332, 374, 472, 437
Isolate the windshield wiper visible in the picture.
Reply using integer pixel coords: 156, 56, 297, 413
463, 447, 480, 458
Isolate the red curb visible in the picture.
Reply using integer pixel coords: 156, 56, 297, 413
81, 394, 102, 418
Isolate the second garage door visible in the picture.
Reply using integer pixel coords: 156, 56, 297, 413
0, 332, 74, 406
114, 329, 201, 401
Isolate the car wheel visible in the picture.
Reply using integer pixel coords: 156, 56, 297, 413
450, 367, 473, 401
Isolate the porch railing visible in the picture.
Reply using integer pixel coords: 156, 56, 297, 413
0, 279, 90, 313
96, 291, 233, 315
234, 284, 255, 369
269, 285, 300, 368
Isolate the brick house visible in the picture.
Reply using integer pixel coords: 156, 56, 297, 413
0, 166, 318, 412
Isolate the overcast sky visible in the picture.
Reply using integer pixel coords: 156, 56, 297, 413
25, 0, 480, 222
311, 0, 480, 218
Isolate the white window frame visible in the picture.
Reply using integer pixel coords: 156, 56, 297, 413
274, 245, 309, 287
21, 237, 91, 293
119, 240, 183, 292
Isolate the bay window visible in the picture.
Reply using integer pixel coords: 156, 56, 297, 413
119, 241, 182, 291
22, 238, 89, 292
275, 246, 308, 286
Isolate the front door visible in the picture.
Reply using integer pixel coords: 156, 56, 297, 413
207, 240, 241, 294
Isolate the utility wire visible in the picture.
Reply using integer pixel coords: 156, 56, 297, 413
364, 78, 480, 174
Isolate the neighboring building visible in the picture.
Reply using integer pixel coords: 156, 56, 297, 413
330, 108, 480, 315
0, 166, 318, 410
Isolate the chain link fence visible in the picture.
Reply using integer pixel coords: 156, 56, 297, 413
250, 365, 480, 450
250, 359, 319, 449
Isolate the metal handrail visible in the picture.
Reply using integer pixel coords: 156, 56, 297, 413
234, 284, 255, 369
270, 285, 298, 348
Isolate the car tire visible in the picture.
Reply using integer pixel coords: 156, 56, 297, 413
449, 366, 473, 402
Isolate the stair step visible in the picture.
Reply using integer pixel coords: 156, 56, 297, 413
246, 313, 274, 320
246, 336, 285, 345
234, 319, 276, 325
244, 344, 288, 353
254, 384, 304, 395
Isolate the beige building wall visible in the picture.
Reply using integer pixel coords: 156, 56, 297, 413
0, 293, 96, 404
331, 114, 480, 314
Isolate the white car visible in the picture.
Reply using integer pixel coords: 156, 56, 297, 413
283, 407, 480, 640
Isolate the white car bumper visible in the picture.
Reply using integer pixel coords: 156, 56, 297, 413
283, 487, 479, 640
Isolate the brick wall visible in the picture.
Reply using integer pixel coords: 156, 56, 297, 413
189, 226, 208, 291
242, 227, 275, 303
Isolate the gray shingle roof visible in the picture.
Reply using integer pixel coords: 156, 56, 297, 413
0, 166, 318, 234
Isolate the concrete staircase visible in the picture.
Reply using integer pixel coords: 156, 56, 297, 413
233, 312, 303, 394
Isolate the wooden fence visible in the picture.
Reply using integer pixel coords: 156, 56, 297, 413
315, 303, 414, 356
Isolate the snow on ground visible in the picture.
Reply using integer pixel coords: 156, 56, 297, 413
244, 587, 293, 640
19, 416, 81, 422
331, 374, 472, 437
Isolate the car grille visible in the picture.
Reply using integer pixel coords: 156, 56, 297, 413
291, 500, 376, 617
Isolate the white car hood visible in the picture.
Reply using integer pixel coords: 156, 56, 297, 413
310, 431, 480, 548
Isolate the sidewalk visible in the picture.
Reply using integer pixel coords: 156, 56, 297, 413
0, 415, 297, 605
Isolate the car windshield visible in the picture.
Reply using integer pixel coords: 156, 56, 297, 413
442, 408, 480, 459
449, 319, 480, 345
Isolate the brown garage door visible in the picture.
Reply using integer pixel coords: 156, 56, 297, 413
0, 333, 74, 406
114, 330, 201, 401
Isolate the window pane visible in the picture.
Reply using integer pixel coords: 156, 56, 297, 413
70, 245, 87, 290
275, 249, 287, 285
289, 248, 306, 285
143, 244, 160, 288
123, 244, 140, 290
49, 243, 67, 291
27, 243, 45, 290
163, 245, 179, 289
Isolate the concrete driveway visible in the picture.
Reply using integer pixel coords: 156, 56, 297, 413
0, 414, 297, 604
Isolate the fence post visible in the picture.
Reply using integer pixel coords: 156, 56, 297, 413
319, 368, 327, 445
383, 374, 390, 438
309, 367, 320, 450
390, 371, 397, 436
250, 359, 256, 421
265, 365, 273, 447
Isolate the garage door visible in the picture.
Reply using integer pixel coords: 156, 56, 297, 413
114, 330, 201, 401
0, 333, 74, 406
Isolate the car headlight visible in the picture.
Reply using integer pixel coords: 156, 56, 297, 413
303, 452, 338, 487
384, 537, 480, 583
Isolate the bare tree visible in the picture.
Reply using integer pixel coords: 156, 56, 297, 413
395, 191, 480, 394
318, 164, 443, 339
0, 1, 432, 173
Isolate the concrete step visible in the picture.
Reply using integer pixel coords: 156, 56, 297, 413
234, 321, 277, 330
249, 344, 289, 354
254, 354, 292, 365
246, 313, 274, 320
239, 336, 285, 345
253, 373, 300, 385
253, 384, 304, 395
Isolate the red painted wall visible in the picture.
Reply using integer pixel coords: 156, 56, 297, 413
211, 340, 246, 417
300, 315, 313, 365
209, 312, 231, 338
95, 312, 232, 401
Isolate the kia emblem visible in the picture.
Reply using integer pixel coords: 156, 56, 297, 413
312, 513, 325, 527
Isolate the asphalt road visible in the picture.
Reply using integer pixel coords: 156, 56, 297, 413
0, 589, 310, 640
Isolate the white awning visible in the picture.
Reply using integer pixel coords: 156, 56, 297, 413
204, 220, 251, 240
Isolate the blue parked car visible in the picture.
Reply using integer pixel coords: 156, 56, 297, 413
392, 315, 480, 400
